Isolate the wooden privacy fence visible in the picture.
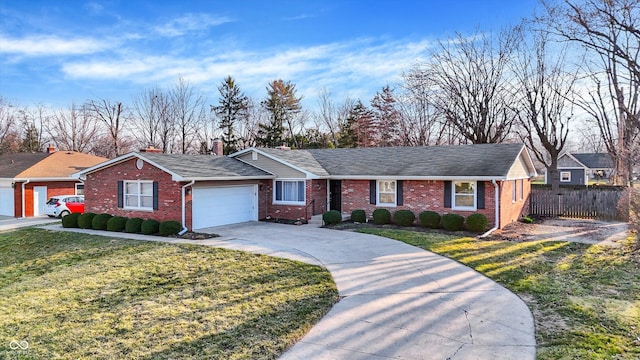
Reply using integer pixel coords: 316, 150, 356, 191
529, 186, 625, 221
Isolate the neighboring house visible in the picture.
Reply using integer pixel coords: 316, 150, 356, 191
0, 148, 108, 217
77, 143, 536, 231
547, 153, 614, 186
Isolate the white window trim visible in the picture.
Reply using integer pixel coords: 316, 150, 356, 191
560, 171, 571, 182
377, 180, 397, 207
512, 180, 517, 203
273, 179, 306, 205
75, 183, 84, 195
123, 180, 154, 210
452, 180, 477, 211
518, 179, 524, 201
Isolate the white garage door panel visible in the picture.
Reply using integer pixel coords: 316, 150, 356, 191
192, 185, 257, 229
0, 181, 14, 216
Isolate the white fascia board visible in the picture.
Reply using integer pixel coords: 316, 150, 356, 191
517, 145, 538, 177
12, 177, 81, 182
179, 175, 276, 182
76, 152, 183, 180
330, 175, 505, 181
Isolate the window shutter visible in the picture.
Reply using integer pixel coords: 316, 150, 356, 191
117, 181, 123, 208
477, 181, 485, 209
153, 181, 159, 210
369, 180, 376, 205
444, 181, 452, 208
397, 180, 403, 206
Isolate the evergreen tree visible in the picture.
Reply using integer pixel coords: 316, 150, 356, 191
257, 80, 301, 148
338, 100, 375, 148
20, 123, 41, 152
371, 85, 401, 146
212, 76, 249, 155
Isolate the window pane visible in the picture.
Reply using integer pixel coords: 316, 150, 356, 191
380, 193, 395, 204
141, 182, 153, 195
140, 195, 153, 208
126, 182, 138, 195
283, 181, 296, 201
125, 195, 138, 207
455, 182, 474, 194
455, 195, 474, 207
275, 181, 282, 201
297, 181, 305, 202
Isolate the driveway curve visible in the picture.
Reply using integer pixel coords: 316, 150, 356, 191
202, 222, 536, 360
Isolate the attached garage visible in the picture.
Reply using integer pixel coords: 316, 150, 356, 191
192, 185, 258, 229
0, 180, 14, 216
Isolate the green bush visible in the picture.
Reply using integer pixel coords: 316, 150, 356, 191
441, 213, 465, 231
393, 210, 416, 227
92, 213, 112, 230
351, 209, 366, 223
521, 216, 534, 224
125, 217, 144, 233
372, 208, 391, 225
141, 219, 160, 235
77, 212, 96, 229
466, 213, 488, 233
419, 211, 441, 229
107, 216, 128, 232
322, 210, 342, 225
159, 220, 182, 236
62, 213, 81, 228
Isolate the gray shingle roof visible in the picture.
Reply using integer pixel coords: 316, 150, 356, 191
572, 153, 613, 169
0, 153, 49, 178
256, 143, 526, 178
137, 153, 273, 179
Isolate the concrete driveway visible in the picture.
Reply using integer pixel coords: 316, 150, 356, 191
0, 215, 60, 232
201, 222, 536, 360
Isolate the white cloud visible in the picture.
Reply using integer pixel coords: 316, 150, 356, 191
155, 14, 233, 37
0, 35, 109, 56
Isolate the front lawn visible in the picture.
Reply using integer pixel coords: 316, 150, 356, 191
0, 228, 338, 360
358, 228, 640, 360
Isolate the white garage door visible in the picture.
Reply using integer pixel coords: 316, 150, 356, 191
192, 185, 258, 229
0, 181, 14, 216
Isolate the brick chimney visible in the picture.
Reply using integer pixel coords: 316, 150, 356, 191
140, 145, 162, 153
47, 144, 56, 154
275, 143, 291, 150
212, 138, 223, 155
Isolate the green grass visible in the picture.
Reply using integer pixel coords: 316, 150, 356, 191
357, 228, 640, 360
0, 228, 338, 360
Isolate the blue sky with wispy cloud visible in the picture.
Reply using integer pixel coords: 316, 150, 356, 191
0, 0, 538, 108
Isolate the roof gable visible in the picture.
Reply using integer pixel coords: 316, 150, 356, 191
0, 151, 107, 179
0, 153, 49, 178
571, 153, 613, 169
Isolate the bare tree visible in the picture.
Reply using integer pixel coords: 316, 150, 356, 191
370, 85, 402, 147
87, 98, 128, 158
17, 104, 49, 152
425, 29, 520, 144
132, 87, 173, 152
238, 98, 264, 149
315, 88, 355, 147
0, 96, 20, 154
47, 102, 100, 153
171, 76, 204, 154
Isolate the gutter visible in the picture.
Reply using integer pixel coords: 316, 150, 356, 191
179, 180, 195, 235
21, 179, 30, 218
480, 180, 500, 238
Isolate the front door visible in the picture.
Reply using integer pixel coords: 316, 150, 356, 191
33, 186, 47, 217
329, 180, 341, 212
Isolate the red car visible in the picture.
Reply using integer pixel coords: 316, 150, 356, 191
44, 195, 85, 217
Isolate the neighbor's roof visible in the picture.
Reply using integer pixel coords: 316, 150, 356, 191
571, 153, 613, 169
245, 143, 532, 179
0, 151, 107, 179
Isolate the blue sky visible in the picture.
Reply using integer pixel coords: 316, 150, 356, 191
1, 0, 539, 109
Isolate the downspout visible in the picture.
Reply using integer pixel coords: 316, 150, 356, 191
21, 179, 30, 218
179, 180, 195, 235
480, 180, 500, 238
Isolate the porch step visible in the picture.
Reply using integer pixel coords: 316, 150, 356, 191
307, 213, 351, 227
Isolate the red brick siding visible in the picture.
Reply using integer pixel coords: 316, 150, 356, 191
13, 181, 79, 217
260, 179, 327, 221
85, 158, 184, 223
499, 179, 530, 227
340, 179, 498, 228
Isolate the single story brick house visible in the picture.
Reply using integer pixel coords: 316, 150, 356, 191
76, 143, 536, 232
547, 152, 614, 186
0, 148, 107, 217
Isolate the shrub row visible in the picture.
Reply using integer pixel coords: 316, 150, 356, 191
322, 209, 489, 233
63, 212, 182, 236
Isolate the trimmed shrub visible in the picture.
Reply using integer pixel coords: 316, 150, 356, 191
92, 213, 112, 230
62, 213, 81, 228
141, 219, 160, 235
107, 216, 128, 232
125, 217, 144, 233
393, 210, 416, 227
322, 210, 342, 225
77, 212, 96, 229
419, 211, 441, 229
441, 213, 465, 231
159, 220, 182, 236
351, 209, 366, 223
372, 208, 391, 225
466, 213, 488, 233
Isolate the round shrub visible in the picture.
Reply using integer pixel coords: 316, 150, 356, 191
372, 208, 391, 225
466, 213, 488, 233
441, 213, 465, 231
393, 210, 416, 227
107, 216, 128, 232
419, 211, 441, 229
62, 213, 81, 228
322, 210, 342, 225
125, 217, 144, 233
77, 212, 96, 229
92, 213, 112, 230
159, 220, 182, 236
141, 219, 160, 235
351, 209, 366, 223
